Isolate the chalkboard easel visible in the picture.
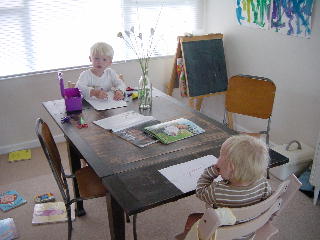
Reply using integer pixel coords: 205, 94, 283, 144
167, 34, 228, 110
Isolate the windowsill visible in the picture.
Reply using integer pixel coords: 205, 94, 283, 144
0, 55, 174, 81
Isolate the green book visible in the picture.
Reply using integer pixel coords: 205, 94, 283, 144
144, 118, 205, 144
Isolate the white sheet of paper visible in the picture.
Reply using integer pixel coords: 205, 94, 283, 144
93, 110, 155, 132
85, 92, 127, 110
159, 155, 222, 193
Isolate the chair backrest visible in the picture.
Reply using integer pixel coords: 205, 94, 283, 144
225, 75, 276, 119
35, 118, 70, 203
198, 174, 301, 240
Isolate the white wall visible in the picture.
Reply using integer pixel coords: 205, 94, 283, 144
200, 0, 320, 148
1, 0, 319, 154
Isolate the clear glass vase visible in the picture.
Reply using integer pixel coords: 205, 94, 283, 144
138, 73, 152, 110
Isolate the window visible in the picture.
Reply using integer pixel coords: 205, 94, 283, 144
0, 0, 205, 79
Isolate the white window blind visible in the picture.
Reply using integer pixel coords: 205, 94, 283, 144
0, 0, 205, 79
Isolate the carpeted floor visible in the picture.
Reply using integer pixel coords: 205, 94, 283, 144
1, 143, 320, 240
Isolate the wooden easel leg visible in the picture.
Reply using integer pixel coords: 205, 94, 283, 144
188, 97, 203, 111
195, 98, 203, 111
188, 98, 195, 109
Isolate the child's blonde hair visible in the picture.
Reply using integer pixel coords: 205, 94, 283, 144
90, 42, 114, 59
223, 135, 269, 183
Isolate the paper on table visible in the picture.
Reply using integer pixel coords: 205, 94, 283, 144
93, 110, 155, 132
85, 91, 127, 110
159, 155, 222, 193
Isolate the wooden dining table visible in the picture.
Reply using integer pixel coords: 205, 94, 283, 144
43, 89, 288, 240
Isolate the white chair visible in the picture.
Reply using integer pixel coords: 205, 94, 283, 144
310, 130, 320, 205
175, 174, 301, 240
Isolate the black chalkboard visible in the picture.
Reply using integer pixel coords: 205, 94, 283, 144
182, 37, 228, 97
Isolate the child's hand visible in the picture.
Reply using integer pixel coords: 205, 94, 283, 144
91, 89, 108, 99
97, 90, 108, 99
113, 90, 124, 100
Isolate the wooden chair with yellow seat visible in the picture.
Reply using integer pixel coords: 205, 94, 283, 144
224, 75, 276, 146
175, 174, 301, 240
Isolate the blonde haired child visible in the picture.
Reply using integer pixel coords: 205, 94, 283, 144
182, 135, 271, 239
196, 134, 271, 208
76, 42, 125, 100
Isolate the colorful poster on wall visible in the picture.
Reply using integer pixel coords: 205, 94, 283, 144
270, 0, 314, 38
236, 0, 314, 38
236, 0, 271, 29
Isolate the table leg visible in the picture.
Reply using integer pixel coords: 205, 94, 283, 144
106, 194, 125, 240
66, 138, 86, 216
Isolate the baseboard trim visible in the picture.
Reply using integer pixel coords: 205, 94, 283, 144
0, 134, 66, 155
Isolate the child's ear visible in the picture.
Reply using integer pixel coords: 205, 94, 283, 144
229, 162, 235, 175
89, 56, 92, 62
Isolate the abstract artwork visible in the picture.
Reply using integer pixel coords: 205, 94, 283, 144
236, 0, 314, 38
236, 0, 271, 29
271, 0, 314, 38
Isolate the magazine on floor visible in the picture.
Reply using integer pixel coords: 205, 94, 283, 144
0, 190, 27, 212
0, 218, 19, 240
32, 202, 75, 225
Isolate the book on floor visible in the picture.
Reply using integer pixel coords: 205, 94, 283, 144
32, 202, 75, 225
0, 190, 27, 212
0, 218, 19, 240
113, 119, 161, 147
144, 118, 205, 144
8, 149, 31, 162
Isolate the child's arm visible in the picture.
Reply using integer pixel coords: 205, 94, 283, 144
196, 165, 220, 205
111, 70, 126, 100
76, 71, 93, 99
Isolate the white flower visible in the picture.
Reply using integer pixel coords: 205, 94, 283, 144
117, 26, 158, 77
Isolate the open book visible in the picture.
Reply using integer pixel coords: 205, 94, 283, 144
93, 111, 159, 147
85, 91, 127, 110
144, 118, 205, 144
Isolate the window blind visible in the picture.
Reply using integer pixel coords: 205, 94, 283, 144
0, 0, 205, 78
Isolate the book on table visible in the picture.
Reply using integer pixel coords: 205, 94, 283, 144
0, 190, 27, 212
32, 202, 75, 225
93, 110, 159, 147
0, 218, 19, 240
144, 118, 205, 144
113, 119, 161, 148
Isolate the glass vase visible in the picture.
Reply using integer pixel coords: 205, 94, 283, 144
138, 73, 152, 110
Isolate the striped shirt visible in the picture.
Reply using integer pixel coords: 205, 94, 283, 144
196, 165, 271, 208
196, 165, 272, 240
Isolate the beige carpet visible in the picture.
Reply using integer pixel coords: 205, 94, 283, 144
1, 143, 320, 240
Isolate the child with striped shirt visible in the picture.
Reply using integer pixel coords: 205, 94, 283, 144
182, 135, 271, 240
196, 134, 271, 208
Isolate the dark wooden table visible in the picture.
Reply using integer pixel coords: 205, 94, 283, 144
43, 90, 288, 240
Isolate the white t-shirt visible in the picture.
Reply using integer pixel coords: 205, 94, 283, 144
76, 68, 126, 98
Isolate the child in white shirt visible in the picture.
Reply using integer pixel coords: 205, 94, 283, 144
76, 42, 125, 100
